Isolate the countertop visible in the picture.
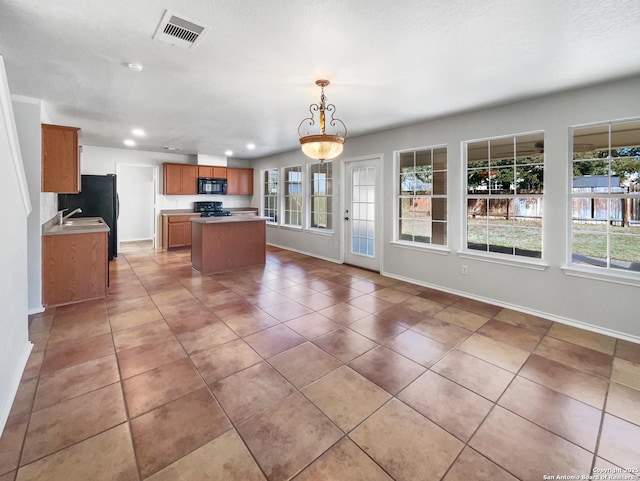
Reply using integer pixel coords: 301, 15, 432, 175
43, 217, 110, 236
161, 208, 259, 217
191, 216, 269, 224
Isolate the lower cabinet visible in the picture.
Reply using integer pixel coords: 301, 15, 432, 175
43, 232, 108, 306
163, 214, 200, 249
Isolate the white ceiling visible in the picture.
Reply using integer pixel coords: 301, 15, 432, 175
1, 0, 639, 160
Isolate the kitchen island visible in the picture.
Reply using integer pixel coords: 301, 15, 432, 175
191, 216, 268, 274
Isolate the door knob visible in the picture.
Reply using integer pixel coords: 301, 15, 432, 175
344, 216, 350, 221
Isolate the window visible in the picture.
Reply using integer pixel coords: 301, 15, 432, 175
283, 165, 303, 227
309, 162, 333, 230
263, 169, 278, 223
397, 146, 447, 246
465, 132, 544, 258
570, 119, 640, 273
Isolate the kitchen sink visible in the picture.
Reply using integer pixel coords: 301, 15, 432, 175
63, 217, 105, 226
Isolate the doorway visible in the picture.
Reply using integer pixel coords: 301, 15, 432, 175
342, 155, 381, 271
115, 164, 158, 249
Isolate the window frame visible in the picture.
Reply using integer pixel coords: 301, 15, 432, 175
262, 168, 278, 225
564, 117, 640, 286
307, 161, 334, 233
461, 130, 547, 268
282, 165, 303, 229
392, 144, 449, 252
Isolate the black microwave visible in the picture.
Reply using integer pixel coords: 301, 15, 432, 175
198, 177, 227, 195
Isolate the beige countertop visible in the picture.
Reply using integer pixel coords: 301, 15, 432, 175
161, 208, 258, 217
191, 216, 269, 224
43, 217, 110, 236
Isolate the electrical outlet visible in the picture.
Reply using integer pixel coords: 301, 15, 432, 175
461, 265, 468, 275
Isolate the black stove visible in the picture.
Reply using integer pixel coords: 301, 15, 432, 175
194, 201, 231, 217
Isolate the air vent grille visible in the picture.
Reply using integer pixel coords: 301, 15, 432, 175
153, 10, 210, 50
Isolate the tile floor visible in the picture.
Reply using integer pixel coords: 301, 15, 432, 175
1, 241, 640, 481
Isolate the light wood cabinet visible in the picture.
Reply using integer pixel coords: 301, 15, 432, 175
42, 123, 81, 193
198, 166, 227, 178
43, 232, 108, 306
162, 214, 200, 248
227, 167, 254, 195
163, 163, 198, 195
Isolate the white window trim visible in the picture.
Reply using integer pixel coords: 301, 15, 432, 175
393, 144, 449, 248
566, 118, 640, 283
282, 165, 303, 228
461, 130, 546, 262
262, 168, 278, 225
391, 240, 450, 255
307, 161, 334, 233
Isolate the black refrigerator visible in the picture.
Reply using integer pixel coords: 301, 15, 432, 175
58, 174, 118, 260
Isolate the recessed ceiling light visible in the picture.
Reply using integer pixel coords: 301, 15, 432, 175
246, 143, 256, 150
224, 150, 233, 156
131, 128, 146, 137
128, 63, 143, 72
123, 139, 136, 147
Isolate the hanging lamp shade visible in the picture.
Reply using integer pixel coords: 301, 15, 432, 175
298, 80, 347, 162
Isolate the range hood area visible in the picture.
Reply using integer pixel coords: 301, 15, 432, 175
197, 154, 227, 167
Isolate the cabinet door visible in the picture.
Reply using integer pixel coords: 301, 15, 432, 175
42, 124, 81, 193
213, 167, 227, 178
226, 168, 240, 194
239, 168, 253, 195
181, 165, 198, 194
167, 222, 189, 247
163, 164, 184, 195
198, 166, 214, 178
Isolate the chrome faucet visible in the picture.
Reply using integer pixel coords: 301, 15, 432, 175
57, 208, 82, 224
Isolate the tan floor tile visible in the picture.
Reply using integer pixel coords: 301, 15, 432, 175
15, 424, 137, 481
493, 308, 552, 335
244, 324, 306, 359
0, 471, 15, 481
443, 446, 519, 481
7, 378, 37, 420
123, 358, 205, 418
611, 358, 640, 389
499, 376, 601, 451
469, 406, 592, 480
237, 392, 343, 481
213, 300, 260, 321
295, 292, 340, 311
322, 285, 363, 303
0, 415, 29, 475
417, 288, 461, 306
21, 383, 126, 465
107, 296, 163, 331
40, 333, 114, 375
312, 328, 377, 363
116, 339, 187, 379
285, 312, 341, 339
401, 296, 447, 316
451, 298, 502, 318
262, 299, 313, 322
369, 287, 412, 304
534, 336, 612, 378
191, 339, 262, 384
111, 319, 174, 351
411, 316, 472, 346
317, 303, 369, 325
350, 399, 463, 481
33, 354, 120, 411
547, 323, 616, 355
223, 309, 280, 337
606, 382, 640, 426
151, 287, 204, 318
519, 354, 609, 408
458, 333, 530, 373
348, 346, 426, 395
347, 294, 395, 314
598, 414, 640, 469
378, 303, 430, 328
293, 437, 393, 481
130, 388, 232, 478
434, 306, 490, 331
302, 365, 391, 432
398, 371, 493, 441
270, 342, 342, 389
478, 318, 542, 351
145, 429, 266, 481
211, 362, 295, 424
164, 309, 222, 335
432, 350, 514, 401
348, 314, 408, 343
615, 339, 640, 364
176, 321, 238, 354
247, 291, 290, 309
384, 329, 450, 367
47, 316, 111, 345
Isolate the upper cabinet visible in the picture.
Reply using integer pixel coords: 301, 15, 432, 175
227, 167, 253, 195
42, 124, 81, 193
163, 163, 198, 195
198, 166, 227, 178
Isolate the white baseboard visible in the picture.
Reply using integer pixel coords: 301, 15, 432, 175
28, 305, 44, 316
0, 341, 33, 435
266, 243, 342, 265
381, 270, 640, 344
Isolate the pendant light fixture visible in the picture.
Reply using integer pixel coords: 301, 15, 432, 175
298, 79, 347, 162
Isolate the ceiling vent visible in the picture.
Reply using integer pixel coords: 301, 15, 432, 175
153, 10, 210, 50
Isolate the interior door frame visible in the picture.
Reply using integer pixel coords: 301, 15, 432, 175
340, 153, 384, 271
115, 163, 159, 250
